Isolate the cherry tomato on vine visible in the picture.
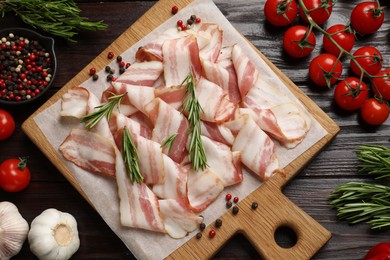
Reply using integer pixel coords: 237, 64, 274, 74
299, 0, 333, 25
323, 24, 355, 56
0, 157, 31, 192
351, 1, 385, 35
372, 69, 390, 101
309, 54, 342, 87
0, 109, 15, 141
282, 25, 316, 58
350, 46, 383, 77
361, 98, 389, 126
334, 77, 368, 111
364, 242, 390, 260
264, 0, 298, 27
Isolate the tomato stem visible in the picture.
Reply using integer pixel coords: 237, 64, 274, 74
18, 157, 28, 170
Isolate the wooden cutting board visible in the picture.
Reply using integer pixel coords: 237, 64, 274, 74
22, 0, 339, 259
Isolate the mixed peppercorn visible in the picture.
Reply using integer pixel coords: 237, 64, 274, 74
0, 32, 53, 102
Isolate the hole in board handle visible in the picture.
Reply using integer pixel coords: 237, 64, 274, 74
274, 225, 298, 249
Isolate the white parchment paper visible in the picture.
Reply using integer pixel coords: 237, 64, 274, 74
34, 0, 328, 259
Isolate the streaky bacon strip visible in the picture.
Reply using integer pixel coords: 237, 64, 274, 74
145, 98, 189, 163
109, 112, 152, 140
202, 58, 241, 104
187, 168, 224, 212
197, 23, 223, 62
154, 85, 186, 111
162, 35, 202, 87
200, 121, 235, 146
159, 199, 202, 239
196, 77, 236, 123
243, 78, 311, 148
115, 148, 165, 233
231, 44, 258, 99
231, 115, 281, 180
115, 61, 163, 87
59, 128, 116, 177
202, 136, 243, 187
114, 128, 165, 185
60, 86, 89, 118
111, 82, 155, 114
136, 28, 188, 62
152, 155, 189, 206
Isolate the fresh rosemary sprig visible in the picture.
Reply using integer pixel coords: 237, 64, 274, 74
81, 92, 126, 129
122, 127, 143, 184
0, 0, 107, 42
160, 134, 177, 154
357, 145, 390, 179
181, 74, 207, 171
329, 182, 390, 229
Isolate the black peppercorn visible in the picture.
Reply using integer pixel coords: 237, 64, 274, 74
199, 222, 206, 231
215, 219, 222, 228
116, 55, 122, 62
226, 201, 232, 209
119, 67, 125, 74
105, 65, 111, 73
251, 202, 258, 210
92, 74, 99, 81
232, 206, 239, 215
187, 19, 194, 25
196, 232, 202, 239
190, 15, 196, 21
106, 74, 113, 82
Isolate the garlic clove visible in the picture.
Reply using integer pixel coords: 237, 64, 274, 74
0, 201, 29, 260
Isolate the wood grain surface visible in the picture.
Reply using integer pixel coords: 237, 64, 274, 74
0, 0, 389, 259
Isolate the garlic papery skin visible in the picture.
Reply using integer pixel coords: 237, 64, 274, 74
0, 201, 29, 260
28, 208, 80, 260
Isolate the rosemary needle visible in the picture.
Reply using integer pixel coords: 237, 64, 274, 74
160, 134, 177, 154
81, 92, 126, 129
356, 144, 390, 179
181, 73, 208, 172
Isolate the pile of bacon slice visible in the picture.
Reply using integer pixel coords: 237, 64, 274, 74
59, 23, 311, 238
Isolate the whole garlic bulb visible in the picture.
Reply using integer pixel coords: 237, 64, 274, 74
28, 208, 80, 260
0, 201, 29, 260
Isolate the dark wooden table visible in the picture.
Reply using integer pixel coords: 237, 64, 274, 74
1, 0, 389, 259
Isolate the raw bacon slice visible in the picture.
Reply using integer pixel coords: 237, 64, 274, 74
154, 85, 186, 110
59, 128, 116, 177
152, 155, 189, 205
231, 44, 258, 99
101, 84, 138, 117
187, 168, 224, 212
197, 23, 223, 62
145, 98, 189, 163
136, 28, 188, 62
111, 82, 155, 114
110, 112, 152, 140
196, 77, 236, 123
202, 58, 241, 104
115, 148, 165, 233
200, 121, 235, 146
60, 86, 89, 118
115, 61, 163, 87
243, 78, 311, 148
159, 199, 202, 239
114, 128, 165, 185
202, 136, 243, 187
162, 35, 202, 87
232, 115, 280, 180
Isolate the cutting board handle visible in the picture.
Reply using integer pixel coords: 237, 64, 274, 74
167, 179, 331, 259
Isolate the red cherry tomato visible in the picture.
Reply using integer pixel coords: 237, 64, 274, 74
334, 77, 368, 111
364, 242, 390, 260
323, 24, 355, 56
264, 0, 298, 27
282, 25, 316, 58
350, 46, 383, 77
309, 54, 342, 87
372, 69, 390, 101
361, 98, 390, 126
0, 109, 15, 141
0, 158, 31, 192
299, 0, 333, 25
351, 1, 385, 35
